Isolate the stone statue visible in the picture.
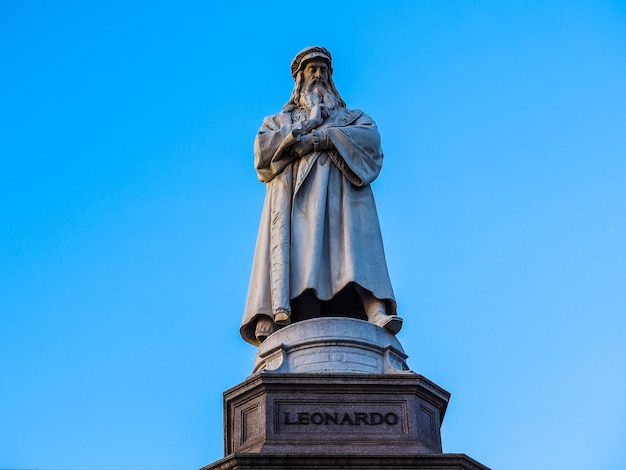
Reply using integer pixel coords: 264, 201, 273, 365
240, 46, 402, 346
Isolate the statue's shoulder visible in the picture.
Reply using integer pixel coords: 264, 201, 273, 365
330, 107, 367, 126
262, 106, 293, 129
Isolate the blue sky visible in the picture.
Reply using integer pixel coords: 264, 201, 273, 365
1, 1, 625, 469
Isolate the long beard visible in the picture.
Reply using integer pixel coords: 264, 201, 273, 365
298, 81, 340, 111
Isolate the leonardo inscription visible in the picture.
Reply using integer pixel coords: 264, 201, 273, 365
283, 411, 398, 426
275, 400, 407, 434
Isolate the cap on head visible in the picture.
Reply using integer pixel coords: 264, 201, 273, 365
291, 46, 332, 78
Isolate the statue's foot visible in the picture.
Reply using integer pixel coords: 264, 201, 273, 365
274, 311, 291, 326
255, 316, 276, 343
371, 312, 403, 334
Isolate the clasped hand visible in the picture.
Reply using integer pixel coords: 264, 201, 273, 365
289, 133, 315, 158
304, 103, 328, 131
288, 104, 327, 158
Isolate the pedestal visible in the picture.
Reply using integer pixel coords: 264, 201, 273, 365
223, 373, 447, 456
203, 453, 489, 470
201, 318, 490, 470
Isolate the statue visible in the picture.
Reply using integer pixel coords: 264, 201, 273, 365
240, 46, 402, 345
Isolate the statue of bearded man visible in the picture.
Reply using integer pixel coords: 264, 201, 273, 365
240, 46, 402, 345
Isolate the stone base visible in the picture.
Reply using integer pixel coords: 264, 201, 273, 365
253, 317, 410, 374
201, 319, 490, 470
202, 453, 490, 470
222, 373, 449, 456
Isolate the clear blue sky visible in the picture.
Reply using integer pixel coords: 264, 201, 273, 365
1, 1, 625, 469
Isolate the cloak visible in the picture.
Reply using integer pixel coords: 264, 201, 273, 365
240, 106, 396, 345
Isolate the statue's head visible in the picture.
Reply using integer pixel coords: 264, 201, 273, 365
290, 46, 333, 78
285, 46, 346, 110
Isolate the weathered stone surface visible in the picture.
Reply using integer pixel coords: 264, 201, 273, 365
202, 45, 492, 470
201, 453, 490, 470
241, 46, 403, 346
253, 317, 410, 374
223, 373, 450, 456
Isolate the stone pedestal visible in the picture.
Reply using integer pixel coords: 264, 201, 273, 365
201, 318, 490, 470
223, 373, 447, 456
253, 317, 410, 374
202, 453, 489, 470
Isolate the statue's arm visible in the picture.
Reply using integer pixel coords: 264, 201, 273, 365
254, 115, 302, 183
314, 113, 384, 186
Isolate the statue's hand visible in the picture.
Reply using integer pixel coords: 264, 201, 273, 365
289, 133, 315, 158
311, 103, 328, 119
303, 104, 328, 131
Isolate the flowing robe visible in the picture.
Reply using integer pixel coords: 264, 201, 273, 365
240, 105, 396, 345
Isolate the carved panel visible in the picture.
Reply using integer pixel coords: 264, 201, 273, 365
274, 399, 408, 435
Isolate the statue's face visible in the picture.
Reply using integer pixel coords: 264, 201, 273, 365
302, 60, 330, 85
